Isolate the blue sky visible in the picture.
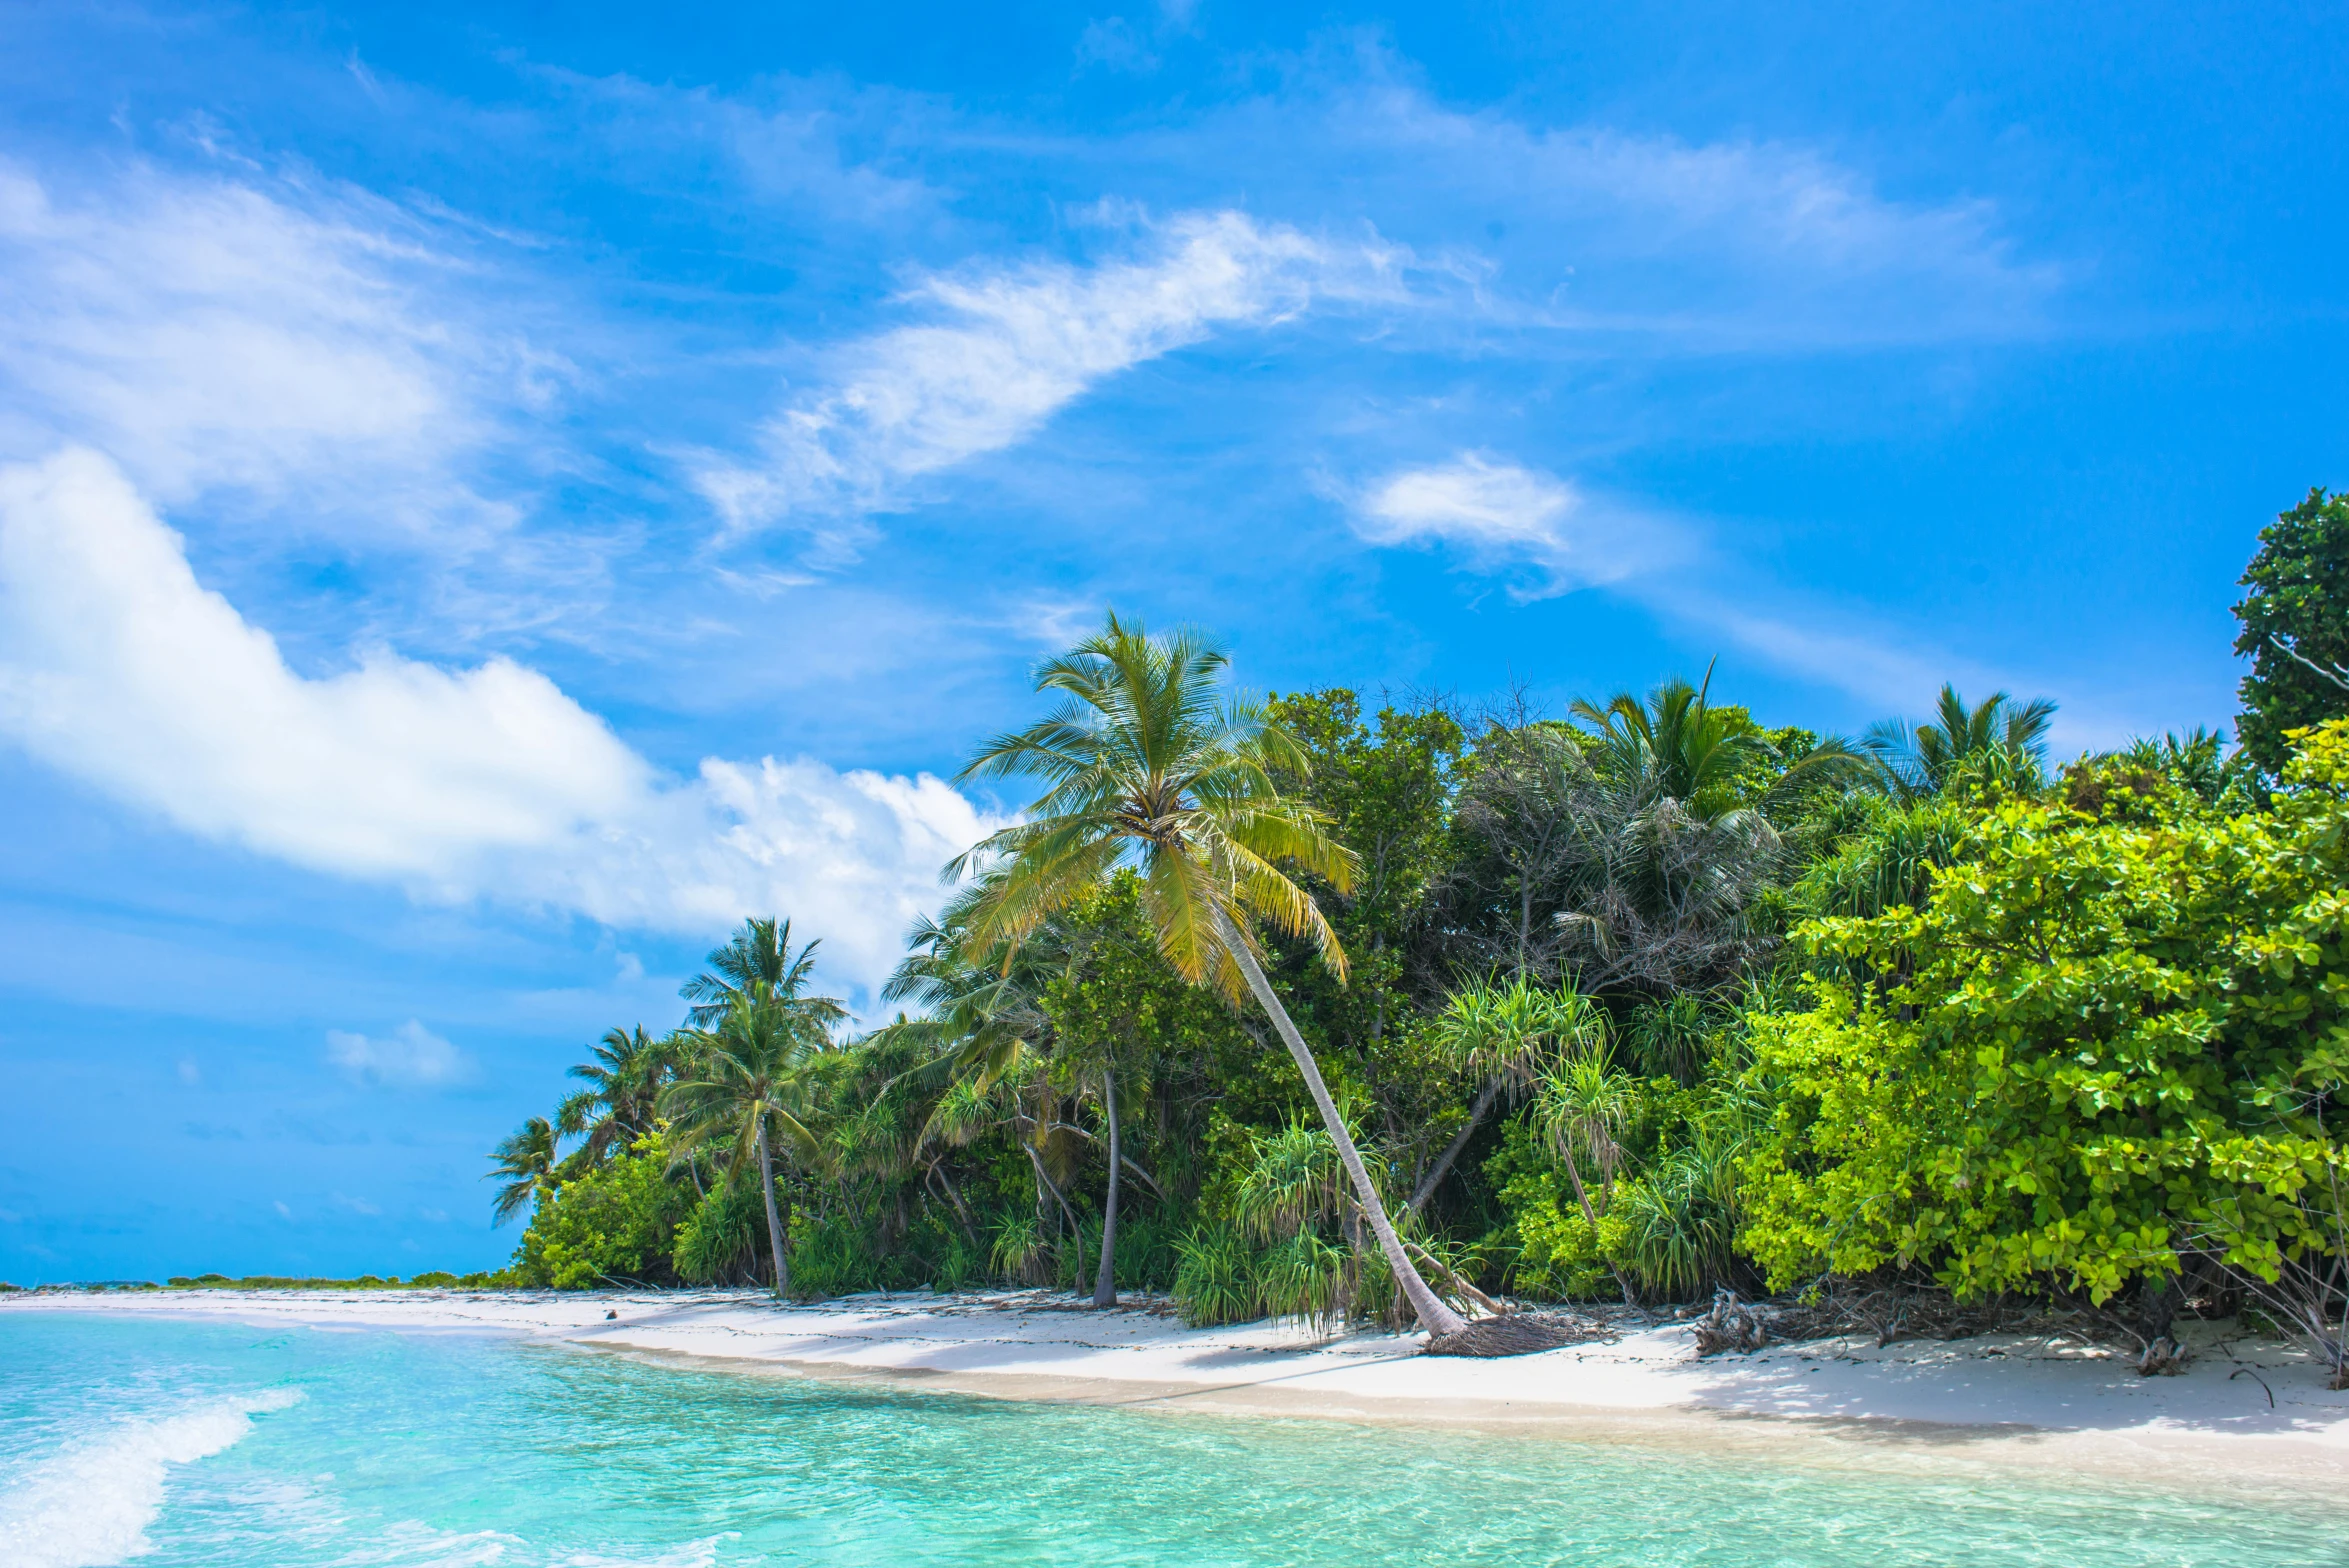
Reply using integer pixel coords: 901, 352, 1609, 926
0, 0, 2341, 1281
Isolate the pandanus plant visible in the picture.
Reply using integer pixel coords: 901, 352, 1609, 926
949, 613, 1472, 1338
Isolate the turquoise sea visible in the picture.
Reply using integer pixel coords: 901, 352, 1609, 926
1, 1311, 2342, 1568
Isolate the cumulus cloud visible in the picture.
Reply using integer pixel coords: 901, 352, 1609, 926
1349, 452, 1684, 598
0, 449, 1000, 1000
326, 1021, 473, 1088
699, 210, 1381, 543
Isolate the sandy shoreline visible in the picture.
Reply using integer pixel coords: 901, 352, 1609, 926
13, 1287, 2347, 1491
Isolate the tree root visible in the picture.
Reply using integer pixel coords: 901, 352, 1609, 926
1424, 1314, 1600, 1358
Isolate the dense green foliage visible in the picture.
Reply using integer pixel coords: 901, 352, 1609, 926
484, 514, 2349, 1381
1744, 729, 2349, 1312
2233, 488, 2349, 776
510, 1138, 692, 1289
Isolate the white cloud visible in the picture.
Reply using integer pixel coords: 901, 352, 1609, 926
0, 449, 1000, 1001
326, 1020, 473, 1088
700, 210, 1376, 542
1347, 451, 2066, 724
1349, 452, 1683, 598
1316, 75, 2057, 344
0, 162, 523, 508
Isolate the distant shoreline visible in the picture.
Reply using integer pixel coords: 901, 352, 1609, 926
13, 1285, 2348, 1493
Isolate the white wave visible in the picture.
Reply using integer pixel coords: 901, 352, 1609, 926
304, 1517, 729, 1568
0, 1388, 301, 1568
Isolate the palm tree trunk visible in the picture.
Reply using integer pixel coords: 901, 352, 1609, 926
1092, 1067, 1121, 1308
1409, 1077, 1502, 1212
755, 1112, 788, 1300
1214, 910, 1469, 1338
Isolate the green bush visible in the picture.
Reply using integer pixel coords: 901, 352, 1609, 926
1741, 720, 2349, 1307
1485, 1120, 1621, 1300
512, 1138, 690, 1289
672, 1180, 768, 1286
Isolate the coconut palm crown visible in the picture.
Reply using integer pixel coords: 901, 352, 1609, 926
949, 613, 1355, 993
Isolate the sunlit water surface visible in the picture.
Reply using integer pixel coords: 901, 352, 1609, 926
1, 1312, 2342, 1568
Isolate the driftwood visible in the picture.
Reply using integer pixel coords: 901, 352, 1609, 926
1691, 1289, 1769, 1355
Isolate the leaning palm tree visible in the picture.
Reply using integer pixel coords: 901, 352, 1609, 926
950, 612, 1469, 1337
661, 982, 842, 1298
1863, 684, 2056, 800
487, 1116, 559, 1226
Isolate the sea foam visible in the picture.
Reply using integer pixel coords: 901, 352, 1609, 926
0, 1387, 300, 1568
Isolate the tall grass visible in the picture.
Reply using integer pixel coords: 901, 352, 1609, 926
1171, 1223, 1257, 1327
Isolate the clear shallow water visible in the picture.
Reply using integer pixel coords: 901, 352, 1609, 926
2, 1313, 2343, 1568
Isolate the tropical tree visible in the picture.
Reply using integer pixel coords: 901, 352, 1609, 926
1446, 675, 1846, 994
1568, 667, 1853, 822
661, 918, 847, 1296
683, 917, 841, 1028
949, 613, 1471, 1336
885, 886, 1090, 1254
556, 1025, 676, 1168
1862, 684, 2057, 801
1534, 1050, 1642, 1302
488, 1116, 560, 1226
2233, 488, 2349, 775
1413, 976, 1608, 1210
661, 995, 831, 1296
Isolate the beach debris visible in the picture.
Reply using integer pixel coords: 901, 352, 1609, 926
606, 1309, 619, 1320
1691, 1289, 1770, 1356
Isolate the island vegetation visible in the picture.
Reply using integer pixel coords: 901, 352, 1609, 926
480, 490, 2349, 1383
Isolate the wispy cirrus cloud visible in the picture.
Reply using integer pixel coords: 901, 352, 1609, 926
1078, 51, 2061, 349
695, 210, 1396, 551
1345, 450, 2062, 727
0, 161, 559, 513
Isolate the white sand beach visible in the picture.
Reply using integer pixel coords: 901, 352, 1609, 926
12, 1288, 2346, 1490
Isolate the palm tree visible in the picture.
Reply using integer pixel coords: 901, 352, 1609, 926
682, 917, 841, 1029
885, 890, 1090, 1253
950, 613, 1470, 1336
662, 917, 847, 1297
1863, 684, 2057, 800
1450, 672, 1856, 993
660, 992, 835, 1298
1568, 665, 1854, 823
487, 1116, 559, 1226
556, 1025, 676, 1166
